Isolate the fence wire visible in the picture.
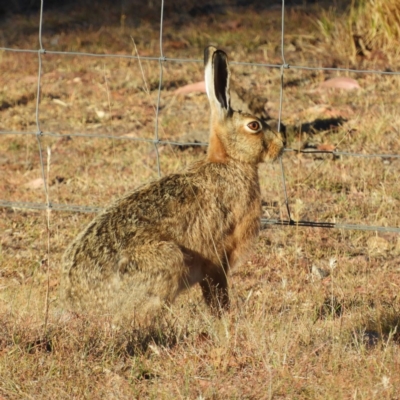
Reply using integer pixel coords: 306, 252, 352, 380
0, 0, 399, 234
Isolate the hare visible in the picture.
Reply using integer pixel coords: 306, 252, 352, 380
60, 46, 284, 319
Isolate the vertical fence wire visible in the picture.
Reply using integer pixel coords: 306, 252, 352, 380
32, 0, 53, 331
153, 0, 165, 177
35, 0, 49, 208
277, 0, 292, 222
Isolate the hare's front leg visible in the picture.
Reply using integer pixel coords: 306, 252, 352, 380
199, 264, 229, 315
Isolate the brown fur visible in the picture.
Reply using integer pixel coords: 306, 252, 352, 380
60, 46, 284, 319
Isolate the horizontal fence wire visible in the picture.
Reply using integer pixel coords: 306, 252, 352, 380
0, 0, 399, 234
3, 47, 400, 75
0, 129, 399, 159
2, 199, 400, 233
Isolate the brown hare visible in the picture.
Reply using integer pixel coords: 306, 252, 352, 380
60, 46, 284, 319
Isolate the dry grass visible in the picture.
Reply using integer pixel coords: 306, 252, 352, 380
316, 0, 400, 64
1, 1, 400, 398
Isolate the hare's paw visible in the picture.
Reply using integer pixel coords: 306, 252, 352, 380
199, 267, 230, 316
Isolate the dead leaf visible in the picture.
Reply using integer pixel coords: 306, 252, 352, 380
319, 77, 360, 90
166, 40, 188, 50
174, 81, 206, 95
21, 75, 38, 84
53, 98, 69, 107
317, 143, 336, 152
122, 132, 139, 138
24, 178, 45, 190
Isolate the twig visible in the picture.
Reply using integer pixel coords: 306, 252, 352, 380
43, 146, 51, 333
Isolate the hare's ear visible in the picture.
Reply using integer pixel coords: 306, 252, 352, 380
204, 46, 231, 117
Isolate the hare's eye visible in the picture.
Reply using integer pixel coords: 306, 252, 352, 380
247, 121, 261, 131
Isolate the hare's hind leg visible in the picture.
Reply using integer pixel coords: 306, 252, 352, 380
199, 263, 229, 316
61, 241, 189, 319
127, 241, 189, 307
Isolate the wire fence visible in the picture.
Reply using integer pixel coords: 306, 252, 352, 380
1, 0, 400, 234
